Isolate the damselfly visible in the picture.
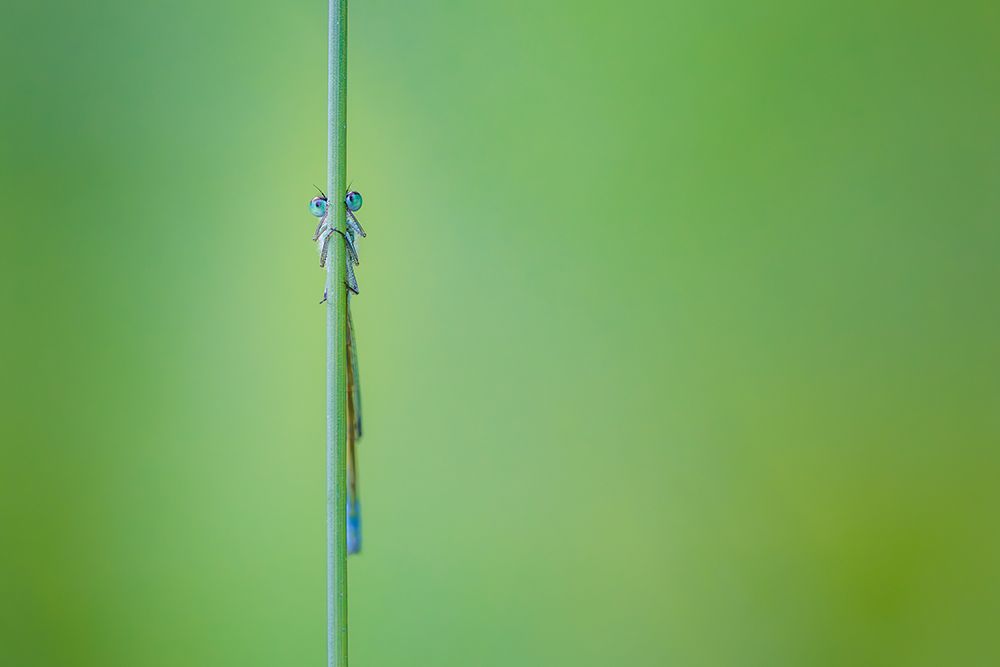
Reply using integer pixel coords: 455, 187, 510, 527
309, 189, 366, 554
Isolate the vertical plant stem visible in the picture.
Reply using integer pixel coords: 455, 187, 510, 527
326, 0, 348, 666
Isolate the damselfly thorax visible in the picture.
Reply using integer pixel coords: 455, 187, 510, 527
310, 189, 365, 295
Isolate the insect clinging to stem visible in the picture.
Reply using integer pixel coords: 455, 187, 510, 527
308, 187, 366, 554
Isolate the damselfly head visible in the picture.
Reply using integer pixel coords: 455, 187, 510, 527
309, 196, 328, 218
345, 191, 363, 212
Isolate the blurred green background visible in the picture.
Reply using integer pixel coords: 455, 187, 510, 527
2, 1, 999, 665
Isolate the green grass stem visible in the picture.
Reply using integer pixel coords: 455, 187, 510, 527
326, 0, 349, 665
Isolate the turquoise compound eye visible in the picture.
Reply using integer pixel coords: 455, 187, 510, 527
309, 196, 328, 217
345, 191, 363, 212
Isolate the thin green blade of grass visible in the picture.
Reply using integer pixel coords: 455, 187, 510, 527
326, 0, 349, 665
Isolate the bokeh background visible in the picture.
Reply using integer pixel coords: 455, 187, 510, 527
2, 1, 999, 665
